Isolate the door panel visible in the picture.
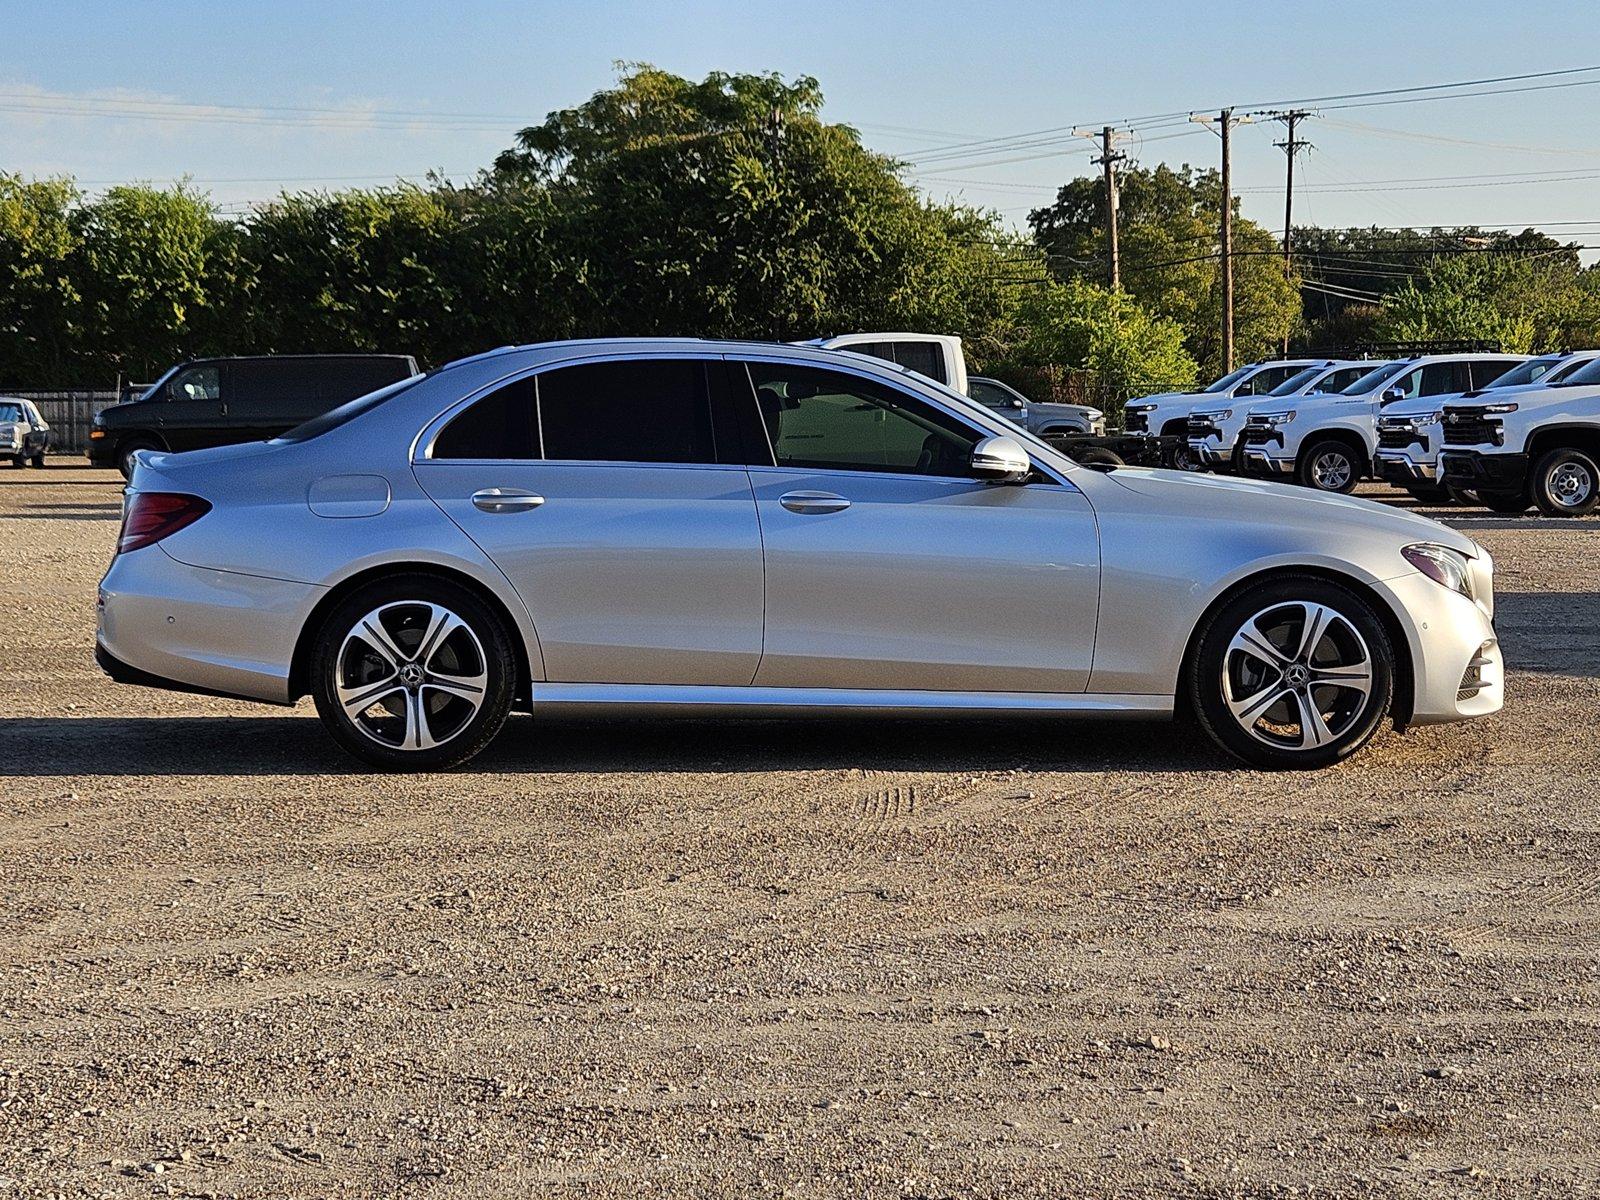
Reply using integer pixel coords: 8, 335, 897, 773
415, 461, 765, 685
748, 468, 1100, 692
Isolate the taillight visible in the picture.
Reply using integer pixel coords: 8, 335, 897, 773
117, 492, 211, 554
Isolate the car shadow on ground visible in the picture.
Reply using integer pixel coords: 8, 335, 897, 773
1494, 592, 1600, 678
0, 713, 1229, 777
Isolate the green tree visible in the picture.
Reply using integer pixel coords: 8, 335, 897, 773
1029, 164, 1300, 373
1375, 250, 1600, 352
0, 174, 80, 386
70, 184, 222, 380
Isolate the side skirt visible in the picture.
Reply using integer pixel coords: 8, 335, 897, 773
531, 683, 1173, 719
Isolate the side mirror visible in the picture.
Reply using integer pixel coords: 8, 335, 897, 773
1010, 398, 1026, 409
971, 435, 1032, 484
1381, 386, 1405, 404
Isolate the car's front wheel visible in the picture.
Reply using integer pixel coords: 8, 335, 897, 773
1188, 576, 1394, 769
311, 575, 516, 770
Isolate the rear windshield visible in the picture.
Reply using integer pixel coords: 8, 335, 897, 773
272, 373, 426, 443
1340, 361, 1406, 395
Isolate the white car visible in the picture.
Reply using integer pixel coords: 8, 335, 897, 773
1125, 360, 1326, 470
1375, 351, 1600, 499
1240, 353, 1528, 494
1440, 353, 1600, 516
1188, 361, 1375, 473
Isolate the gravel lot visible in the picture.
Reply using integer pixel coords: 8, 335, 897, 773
2, 463, 1598, 1198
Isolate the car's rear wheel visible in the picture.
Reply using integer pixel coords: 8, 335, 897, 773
116, 438, 161, 480
1188, 576, 1394, 770
1530, 448, 1600, 518
311, 576, 516, 770
1297, 440, 1360, 494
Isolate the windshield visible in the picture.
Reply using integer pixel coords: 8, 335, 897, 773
273, 374, 426, 443
1266, 367, 1322, 398
1484, 355, 1560, 389
1557, 357, 1600, 387
137, 364, 180, 401
1201, 365, 1254, 394
1340, 361, 1407, 396
0, 402, 22, 422
1545, 355, 1597, 384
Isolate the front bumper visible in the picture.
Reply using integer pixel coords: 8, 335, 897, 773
1241, 446, 1294, 478
1439, 451, 1530, 492
1374, 450, 1438, 486
97, 544, 321, 704
1377, 569, 1502, 726
86, 436, 117, 467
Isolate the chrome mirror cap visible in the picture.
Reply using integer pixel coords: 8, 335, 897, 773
971, 435, 1032, 484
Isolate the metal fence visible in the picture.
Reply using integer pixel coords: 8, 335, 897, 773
11, 391, 119, 455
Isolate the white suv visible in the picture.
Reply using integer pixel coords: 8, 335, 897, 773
1125, 360, 1324, 469
1440, 353, 1600, 516
1187, 361, 1373, 473
1240, 353, 1528, 493
1375, 351, 1599, 499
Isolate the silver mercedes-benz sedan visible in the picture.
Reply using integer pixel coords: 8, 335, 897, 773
96, 338, 1502, 771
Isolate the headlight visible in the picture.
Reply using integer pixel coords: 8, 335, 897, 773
1197, 409, 1232, 421
1402, 543, 1475, 600
1482, 403, 1519, 415
1125, 403, 1156, 414
1257, 410, 1296, 426
1085, 408, 1104, 421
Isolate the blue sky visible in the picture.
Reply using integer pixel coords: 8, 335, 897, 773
5, 0, 1600, 247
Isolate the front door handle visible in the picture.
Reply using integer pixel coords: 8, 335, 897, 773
471, 487, 546, 513
779, 490, 851, 515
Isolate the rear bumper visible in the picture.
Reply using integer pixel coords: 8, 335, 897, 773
1439, 451, 1529, 492
97, 545, 320, 705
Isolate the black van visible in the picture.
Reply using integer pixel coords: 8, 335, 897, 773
89, 354, 419, 477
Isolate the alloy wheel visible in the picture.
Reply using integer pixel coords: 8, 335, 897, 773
1311, 451, 1353, 491
335, 601, 488, 751
1221, 601, 1374, 752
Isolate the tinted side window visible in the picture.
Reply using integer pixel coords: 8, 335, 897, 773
745, 363, 979, 477
433, 376, 538, 459
968, 380, 1012, 407
1419, 362, 1465, 396
1244, 366, 1295, 395
891, 341, 948, 384
538, 359, 716, 464
168, 365, 220, 401
231, 360, 319, 414
1473, 358, 1525, 389
1319, 367, 1368, 393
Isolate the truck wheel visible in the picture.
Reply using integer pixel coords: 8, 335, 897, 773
1072, 447, 1124, 468
29, 451, 45, 468
1169, 443, 1201, 472
1445, 486, 1481, 506
1478, 489, 1531, 514
116, 438, 160, 480
1531, 448, 1600, 517
1296, 440, 1360, 494
9, 455, 22, 468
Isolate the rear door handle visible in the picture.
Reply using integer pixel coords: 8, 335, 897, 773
471, 487, 546, 513
779, 490, 851, 514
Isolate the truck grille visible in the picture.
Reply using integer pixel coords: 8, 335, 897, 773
1442, 408, 1503, 447
1241, 424, 1278, 447
1377, 426, 1426, 451
1125, 410, 1149, 434
1186, 416, 1221, 440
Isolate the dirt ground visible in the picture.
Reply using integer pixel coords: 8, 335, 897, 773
2, 462, 1598, 1199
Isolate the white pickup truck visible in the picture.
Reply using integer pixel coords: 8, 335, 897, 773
1375, 351, 1599, 500
1238, 352, 1527, 493
1439, 353, 1600, 516
1124, 359, 1325, 470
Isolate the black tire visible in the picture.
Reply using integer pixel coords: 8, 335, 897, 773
1187, 575, 1395, 770
1478, 489, 1532, 514
311, 574, 516, 770
1072, 446, 1125, 468
29, 451, 45, 468
1296, 440, 1361, 494
1169, 442, 1201, 472
1445, 486, 1481, 506
9, 455, 22, 468
116, 438, 161, 480
1529, 447, 1600, 518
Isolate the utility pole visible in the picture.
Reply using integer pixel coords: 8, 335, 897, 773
1191, 108, 1247, 372
1074, 125, 1128, 290
1273, 110, 1313, 354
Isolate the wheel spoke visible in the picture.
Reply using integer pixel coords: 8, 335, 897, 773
356, 615, 409, 670
1229, 623, 1289, 668
1295, 691, 1336, 749
423, 678, 484, 705
419, 610, 468, 674
1311, 659, 1372, 701
338, 675, 402, 717
1293, 603, 1333, 663
1226, 680, 1289, 725
405, 689, 437, 751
